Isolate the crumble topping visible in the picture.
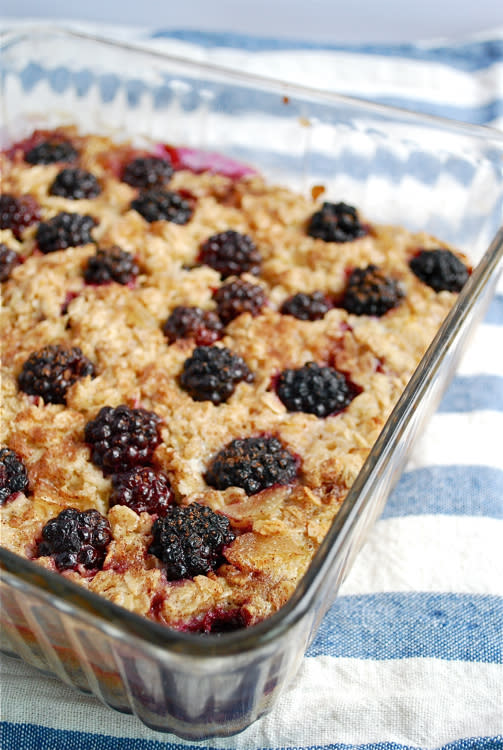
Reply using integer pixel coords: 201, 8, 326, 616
0, 127, 469, 632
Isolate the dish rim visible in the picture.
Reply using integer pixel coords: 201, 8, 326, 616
2, 24, 503, 146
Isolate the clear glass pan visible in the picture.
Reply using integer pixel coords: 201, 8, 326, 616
1, 26, 502, 740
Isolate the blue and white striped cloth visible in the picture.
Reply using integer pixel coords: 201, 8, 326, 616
1, 22, 502, 750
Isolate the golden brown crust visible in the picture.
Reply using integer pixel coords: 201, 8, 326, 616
0, 128, 464, 631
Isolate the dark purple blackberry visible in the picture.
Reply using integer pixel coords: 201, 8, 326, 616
18, 344, 95, 404
148, 502, 235, 580
410, 248, 469, 293
37, 507, 112, 572
0, 448, 29, 505
214, 279, 267, 325
85, 405, 162, 474
0, 194, 41, 239
276, 362, 353, 417
122, 156, 173, 188
24, 140, 78, 165
342, 265, 403, 316
180, 346, 253, 405
131, 189, 193, 224
36, 212, 96, 254
84, 246, 140, 285
49, 168, 101, 200
0, 244, 22, 282
280, 291, 332, 321
110, 467, 174, 516
163, 306, 223, 346
205, 436, 298, 495
308, 202, 367, 243
199, 230, 261, 278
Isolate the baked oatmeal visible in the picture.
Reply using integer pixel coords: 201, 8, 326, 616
0, 127, 469, 632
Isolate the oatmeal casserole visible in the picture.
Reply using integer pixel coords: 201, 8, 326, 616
0, 127, 470, 633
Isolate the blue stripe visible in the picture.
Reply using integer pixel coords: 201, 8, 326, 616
147, 30, 503, 73
485, 295, 503, 325
348, 96, 502, 125
1, 724, 501, 750
49, 64, 503, 125
16, 61, 503, 127
438, 375, 503, 413
306, 593, 503, 661
382, 465, 503, 519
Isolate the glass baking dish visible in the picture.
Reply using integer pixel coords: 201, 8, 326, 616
1, 26, 502, 741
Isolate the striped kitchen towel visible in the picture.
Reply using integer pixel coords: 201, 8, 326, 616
1, 22, 502, 750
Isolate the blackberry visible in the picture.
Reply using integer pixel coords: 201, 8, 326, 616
36, 212, 96, 254
276, 362, 353, 417
199, 230, 261, 278
148, 502, 235, 580
342, 265, 403, 316
214, 279, 267, 325
131, 189, 193, 224
85, 405, 162, 474
280, 291, 331, 321
84, 246, 140, 285
37, 507, 112, 572
180, 346, 253, 405
18, 344, 95, 405
205, 436, 298, 495
24, 140, 78, 165
0, 244, 22, 282
49, 168, 101, 200
0, 448, 29, 505
122, 156, 173, 188
410, 248, 469, 293
163, 306, 223, 346
0, 194, 41, 239
308, 201, 367, 243
110, 467, 174, 516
